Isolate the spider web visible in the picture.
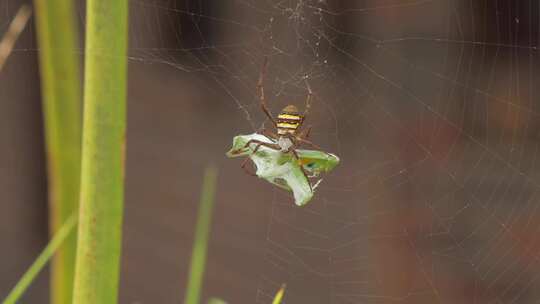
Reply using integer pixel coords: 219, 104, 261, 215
113, 0, 540, 303
121, 0, 540, 303
3, 0, 540, 303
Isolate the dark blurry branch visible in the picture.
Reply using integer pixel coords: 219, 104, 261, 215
0, 5, 32, 72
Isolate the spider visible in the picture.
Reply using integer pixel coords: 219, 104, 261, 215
238, 57, 325, 190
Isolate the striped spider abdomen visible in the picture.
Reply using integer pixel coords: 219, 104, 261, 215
277, 104, 303, 135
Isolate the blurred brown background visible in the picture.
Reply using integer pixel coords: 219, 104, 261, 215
1, 0, 540, 303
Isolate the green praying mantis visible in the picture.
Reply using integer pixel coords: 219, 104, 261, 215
226, 133, 340, 206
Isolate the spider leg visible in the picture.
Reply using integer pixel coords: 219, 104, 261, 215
239, 140, 281, 177
260, 128, 279, 141
296, 137, 323, 150
244, 139, 281, 151
230, 138, 278, 156
297, 125, 312, 139
297, 137, 333, 157
240, 157, 256, 176
302, 79, 313, 118
290, 149, 313, 192
258, 56, 277, 127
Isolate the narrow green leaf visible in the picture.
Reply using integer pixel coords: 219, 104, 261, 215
33, 0, 82, 302
72, 0, 128, 303
3, 214, 77, 304
184, 167, 219, 304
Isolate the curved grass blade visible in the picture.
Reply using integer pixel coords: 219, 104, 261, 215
2, 214, 77, 304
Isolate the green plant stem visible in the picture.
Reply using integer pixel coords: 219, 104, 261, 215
185, 167, 218, 304
33, 0, 82, 302
3, 214, 78, 304
72, 0, 128, 302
